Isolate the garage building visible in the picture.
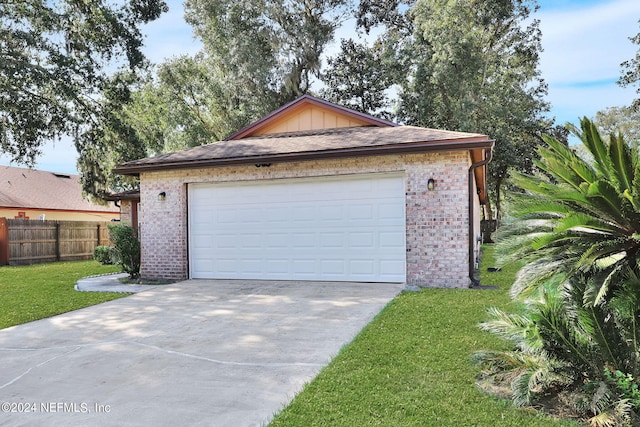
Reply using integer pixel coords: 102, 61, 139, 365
114, 95, 493, 288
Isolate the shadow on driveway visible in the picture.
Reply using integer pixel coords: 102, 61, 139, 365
0, 280, 404, 426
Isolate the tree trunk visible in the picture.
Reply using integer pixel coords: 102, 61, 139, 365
484, 191, 493, 220
495, 176, 504, 224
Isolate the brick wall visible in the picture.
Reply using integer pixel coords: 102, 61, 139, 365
138, 151, 476, 287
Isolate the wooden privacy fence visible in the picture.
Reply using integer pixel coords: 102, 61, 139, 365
0, 218, 112, 265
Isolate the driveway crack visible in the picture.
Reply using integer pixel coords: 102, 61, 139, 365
130, 341, 324, 368
0, 346, 81, 390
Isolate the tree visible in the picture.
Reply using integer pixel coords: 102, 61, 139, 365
0, 0, 167, 166
183, 0, 351, 104
75, 72, 150, 198
355, 0, 415, 36
398, 0, 550, 220
620, 20, 640, 110
76, 0, 353, 198
594, 106, 640, 147
352, 0, 550, 220
320, 39, 398, 119
476, 119, 640, 425
499, 118, 640, 302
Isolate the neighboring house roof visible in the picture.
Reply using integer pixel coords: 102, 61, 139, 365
0, 166, 119, 213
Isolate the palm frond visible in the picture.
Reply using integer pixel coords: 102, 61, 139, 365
479, 307, 540, 352
577, 117, 612, 181
586, 180, 631, 228
608, 132, 635, 193
510, 258, 566, 299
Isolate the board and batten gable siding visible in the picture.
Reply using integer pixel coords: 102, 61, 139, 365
253, 105, 373, 136
138, 151, 475, 287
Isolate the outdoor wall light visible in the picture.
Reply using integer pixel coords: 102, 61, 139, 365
427, 178, 436, 191
158, 191, 166, 201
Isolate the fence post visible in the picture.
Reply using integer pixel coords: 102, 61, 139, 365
0, 218, 8, 265
55, 222, 60, 261
97, 224, 101, 247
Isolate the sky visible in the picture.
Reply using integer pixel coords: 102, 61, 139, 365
3, 0, 640, 174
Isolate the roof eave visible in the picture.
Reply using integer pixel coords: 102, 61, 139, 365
113, 138, 494, 177
103, 193, 140, 202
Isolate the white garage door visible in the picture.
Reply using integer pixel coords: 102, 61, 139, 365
188, 173, 406, 282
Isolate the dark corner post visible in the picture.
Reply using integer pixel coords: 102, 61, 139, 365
55, 222, 61, 262
0, 218, 8, 265
468, 146, 494, 287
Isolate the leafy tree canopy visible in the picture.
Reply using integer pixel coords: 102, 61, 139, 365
401, 0, 551, 219
320, 38, 399, 119
322, 0, 553, 219
620, 20, 640, 109
0, 0, 167, 167
76, 0, 352, 197
594, 105, 640, 146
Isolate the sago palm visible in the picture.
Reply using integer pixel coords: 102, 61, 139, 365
497, 117, 640, 304
475, 118, 640, 425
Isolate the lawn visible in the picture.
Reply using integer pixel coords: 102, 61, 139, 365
0, 260, 124, 330
269, 246, 579, 427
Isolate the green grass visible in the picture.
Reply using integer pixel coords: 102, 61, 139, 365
269, 246, 578, 427
0, 260, 124, 330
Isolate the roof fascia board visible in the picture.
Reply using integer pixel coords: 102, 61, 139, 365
0, 206, 119, 214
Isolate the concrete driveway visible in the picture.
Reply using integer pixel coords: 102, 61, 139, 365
0, 280, 404, 426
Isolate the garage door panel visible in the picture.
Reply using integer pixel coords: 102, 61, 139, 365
239, 233, 262, 248
379, 231, 405, 248
292, 232, 316, 248
264, 207, 289, 222
379, 203, 405, 220
240, 259, 262, 273
265, 233, 288, 247
350, 232, 374, 248
347, 203, 374, 221
380, 260, 405, 275
216, 234, 238, 249
319, 205, 344, 221
189, 174, 406, 282
350, 259, 375, 275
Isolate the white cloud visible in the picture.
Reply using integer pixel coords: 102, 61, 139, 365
537, 0, 640, 124
538, 0, 640, 84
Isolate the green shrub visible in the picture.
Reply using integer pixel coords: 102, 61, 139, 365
108, 224, 140, 279
605, 369, 640, 409
93, 245, 118, 265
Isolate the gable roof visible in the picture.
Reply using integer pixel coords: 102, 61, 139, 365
225, 94, 397, 140
114, 95, 494, 203
114, 125, 492, 175
0, 166, 119, 213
